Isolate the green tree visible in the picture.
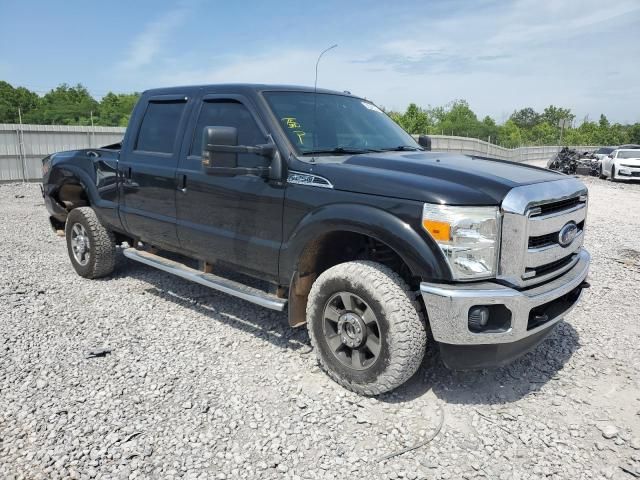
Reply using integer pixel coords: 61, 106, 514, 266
529, 122, 558, 145
478, 115, 499, 142
97, 92, 140, 126
435, 100, 481, 137
393, 103, 431, 134
0, 81, 39, 123
598, 114, 610, 129
510, 107, 541, 129
24, 83, 98, 125
540, 105, 575, 128
498, 120, 523, 148
627, 123, 640, 144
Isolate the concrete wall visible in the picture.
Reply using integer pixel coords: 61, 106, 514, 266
424, 135, 596, 163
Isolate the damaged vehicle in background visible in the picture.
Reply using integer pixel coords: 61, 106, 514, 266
547, 147, 599, 176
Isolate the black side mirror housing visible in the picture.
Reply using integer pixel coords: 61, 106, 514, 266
418, 135, 432, 151
202, 126, 239, 169
202, 126, 276, 177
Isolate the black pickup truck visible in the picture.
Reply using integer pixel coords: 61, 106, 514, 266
42, 84, 590, 395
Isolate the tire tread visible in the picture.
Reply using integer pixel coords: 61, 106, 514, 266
65, 207, 116, 279
306, 261, 427, 396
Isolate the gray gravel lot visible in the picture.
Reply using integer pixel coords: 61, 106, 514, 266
1, 177, 639, 480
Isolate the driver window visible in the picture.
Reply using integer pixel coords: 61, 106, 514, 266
191, 100, 267, 167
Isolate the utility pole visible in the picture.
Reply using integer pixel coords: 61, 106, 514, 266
18, 107, 26, 182
90, 111, 95, 148
558, 118, 569, 145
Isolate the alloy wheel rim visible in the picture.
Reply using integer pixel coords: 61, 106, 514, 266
70, 223, 90, 266
322, 291, 382, 371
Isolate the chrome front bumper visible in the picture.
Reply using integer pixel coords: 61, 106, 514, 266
420, 248, 590, 346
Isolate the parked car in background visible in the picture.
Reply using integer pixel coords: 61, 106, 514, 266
592, 146, 616, 162
600, 148, 640, 181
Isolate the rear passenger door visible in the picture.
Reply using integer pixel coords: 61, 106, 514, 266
119, 94, 191, 248
175, 94, 284, 281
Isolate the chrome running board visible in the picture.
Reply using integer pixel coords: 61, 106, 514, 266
123, 248, 287, 311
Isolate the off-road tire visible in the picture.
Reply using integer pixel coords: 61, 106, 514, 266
306, 261, 427, 396
65, 207, 116, 279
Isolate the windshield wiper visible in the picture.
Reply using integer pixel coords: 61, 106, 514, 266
378, 145, 422, 152
301, 147, 381, 156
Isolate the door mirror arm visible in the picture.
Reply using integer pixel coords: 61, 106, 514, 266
205, 143, 275, 157
204, 166, 270, 177
201, 126, 276, 178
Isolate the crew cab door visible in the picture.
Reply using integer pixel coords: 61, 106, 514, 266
119, 94, 192, 248
175, 94, 284, 281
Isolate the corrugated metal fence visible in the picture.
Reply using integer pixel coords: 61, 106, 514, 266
0, 124, 597, 182
0, 124, 125, 182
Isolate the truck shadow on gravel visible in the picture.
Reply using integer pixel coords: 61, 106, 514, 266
119, 259, 581, 405
119, 261, 309, 352
380, 321, 581, 406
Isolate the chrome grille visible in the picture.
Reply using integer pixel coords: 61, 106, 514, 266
499, 178, 588, 288
528, 221, 585, 248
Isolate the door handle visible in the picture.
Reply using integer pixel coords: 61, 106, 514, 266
178, 174, 187, 193
121, 167, 138, 191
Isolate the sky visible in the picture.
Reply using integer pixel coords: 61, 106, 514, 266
1, 0, 639, 124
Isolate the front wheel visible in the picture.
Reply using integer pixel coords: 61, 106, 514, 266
65, 207, 116, 279
599, 164, 606, 179
610, 165, 617, 182
306, 261, 427, 396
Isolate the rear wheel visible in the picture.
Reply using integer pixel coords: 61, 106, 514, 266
65, 207, 116, 279
306, 261, 427, 396
599, 163, 606, 179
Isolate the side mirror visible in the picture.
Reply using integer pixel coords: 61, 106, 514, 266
202, 126, 276, 177
418, 135, 432, 151
202, 126, 238, 169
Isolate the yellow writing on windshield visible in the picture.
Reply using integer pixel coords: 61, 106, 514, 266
281, 117, 301, 129
293, 130, 306, 144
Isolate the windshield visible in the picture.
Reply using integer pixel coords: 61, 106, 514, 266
263, 92, 419, 155
618, 150, 640, 159
596, 147, 614, 154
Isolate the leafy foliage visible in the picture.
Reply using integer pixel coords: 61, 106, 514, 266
388, 101, 640, 147
0, 81, 139, 127
1, 80, 638, 146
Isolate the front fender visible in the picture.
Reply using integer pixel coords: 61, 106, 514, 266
279, 203, 451, 283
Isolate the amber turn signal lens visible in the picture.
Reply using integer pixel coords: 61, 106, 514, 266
422, 219, 450, 241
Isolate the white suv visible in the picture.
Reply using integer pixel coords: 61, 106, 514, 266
600, 148, 640, 181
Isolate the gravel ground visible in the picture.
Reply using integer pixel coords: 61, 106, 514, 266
1, 177, 639, 480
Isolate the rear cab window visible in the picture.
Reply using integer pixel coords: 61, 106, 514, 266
135, 99, 187, 154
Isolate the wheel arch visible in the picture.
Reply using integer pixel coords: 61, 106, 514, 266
47, 164, 100, 214
282, 203, 449, 327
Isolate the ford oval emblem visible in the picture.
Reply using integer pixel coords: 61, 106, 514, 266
558, 222, 578, 247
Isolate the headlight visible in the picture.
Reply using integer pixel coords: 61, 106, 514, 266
422, 204, 501, 280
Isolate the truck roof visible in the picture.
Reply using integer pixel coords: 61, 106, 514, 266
142, 83, 358, 98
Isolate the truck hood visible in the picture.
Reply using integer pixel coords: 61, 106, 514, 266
309, 151, 564, 205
